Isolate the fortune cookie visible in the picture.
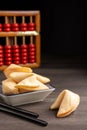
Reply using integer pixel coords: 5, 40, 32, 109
50, 89, 80, 117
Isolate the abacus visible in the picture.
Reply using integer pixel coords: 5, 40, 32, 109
0, 11, 40, 70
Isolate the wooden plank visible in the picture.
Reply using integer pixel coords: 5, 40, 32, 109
0, 31, 39, 37
0, 11, 40, 16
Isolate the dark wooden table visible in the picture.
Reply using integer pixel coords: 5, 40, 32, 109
0, 57, 87, 130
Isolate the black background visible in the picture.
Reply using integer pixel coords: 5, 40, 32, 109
0, 0, 86, 57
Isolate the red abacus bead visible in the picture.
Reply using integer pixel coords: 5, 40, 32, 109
4, 45, 11, 49
21, 60, 28, 64
29, 48, 36, 52
0, 58, 3, 62
21, 49, 27, 53
29, 55, 35, 59
12, 28, 19, 31
29, 44, 35, 47
30, 23, 35, 27
0, 45, 3, 49
11, 23, 19, 31
3, 24, 11, 28
0, 50, 3, 53
0, 54, 3, 58
20, 23, 27, 27
0, 24, 2, 28
4, 53, 12, 57
29, 59, 35, 63
5, 57, 12, 61
5, 61, 12, 65
13, 57, 20, 61
27, 23, 35, 27
13, 60, 20, 64
12, 53, 20, 57
20, 44, 28, 49
11, 23, 19, 30
28, 27, 35, 31
21, 52, 28, 57
12, 27, 19, 31
0, 28, 2, 32
11, 23, 19, 28
12, 49, 20, 53
3, 24, 11, 32
27, 23, 35, 31
4, 28, 11, 32
21, 27, 27, 31
12, 45, 19, 49
29, 51, 35, 56
21, 56, 28, 60
20, 24, 27, 28
0, 62, 4, 66
20, 23, 27, 31
4, 49, 12, 53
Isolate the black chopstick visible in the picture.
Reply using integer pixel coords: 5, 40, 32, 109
0, 106, 48, 127
0, 102, 39, 118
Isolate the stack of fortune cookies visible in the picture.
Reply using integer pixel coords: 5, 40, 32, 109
2, 64, 50, 95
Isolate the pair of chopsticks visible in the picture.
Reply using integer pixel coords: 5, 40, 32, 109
0, 102, 48, 127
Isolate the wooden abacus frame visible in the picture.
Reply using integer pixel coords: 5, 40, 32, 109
0, 11, 41, 70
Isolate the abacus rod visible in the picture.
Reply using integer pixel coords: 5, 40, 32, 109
14, 36, 17, 45
22, 16, 25, 23
14, 16, 16, 23
6, 37, 9, 45
30, 36, 33, 44
23, 36, 25, 45
5, 16, 8, 24
30, 16, 33, 23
